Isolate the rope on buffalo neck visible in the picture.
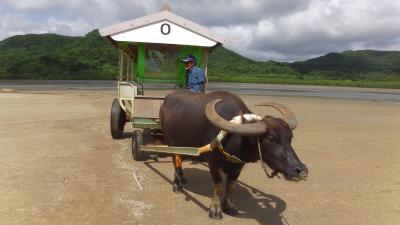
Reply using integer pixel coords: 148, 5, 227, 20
197, 132, 245, 164
198, 113, 269, 165
258, 138, 280, 179
198, 114, 246, 155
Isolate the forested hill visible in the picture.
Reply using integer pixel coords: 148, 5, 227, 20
0, 30, 117, 79
0, 30, 399, 85
290, 50, 400, 79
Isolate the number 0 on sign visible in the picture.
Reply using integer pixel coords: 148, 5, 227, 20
161, 23, 171, 35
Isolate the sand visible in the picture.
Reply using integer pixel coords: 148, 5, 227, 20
0, 90, 399, 225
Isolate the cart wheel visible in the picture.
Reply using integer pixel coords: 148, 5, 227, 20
132, 130, 145, 161
110, 98, 126, 139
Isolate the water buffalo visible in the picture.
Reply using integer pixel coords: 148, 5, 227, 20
159, 89, 308, 219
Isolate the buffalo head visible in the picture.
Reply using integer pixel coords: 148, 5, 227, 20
205, 99, 308, 182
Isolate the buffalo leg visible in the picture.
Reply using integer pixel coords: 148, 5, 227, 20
172, 155, 186, 192
209, 182, 223, 219
221, 174, 239, 216
209, 163, 223, 219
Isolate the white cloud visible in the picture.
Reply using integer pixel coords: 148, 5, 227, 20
214, 0, 400, 61
1, 0, 400, 61
4, 0, 64, 11
0, 14, 40, 38
46, 18, 92, 36
0, 14, 92, 39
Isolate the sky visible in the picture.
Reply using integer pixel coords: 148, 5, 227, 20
1, 0, 400, 62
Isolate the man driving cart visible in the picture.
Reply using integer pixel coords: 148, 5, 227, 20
181, 54, 206, 93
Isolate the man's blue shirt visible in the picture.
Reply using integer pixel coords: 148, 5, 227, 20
186, 66, 205, 92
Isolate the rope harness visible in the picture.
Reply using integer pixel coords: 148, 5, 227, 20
197, 113, 280, 178
257, 137, 280, 179
197, 137, 245, 164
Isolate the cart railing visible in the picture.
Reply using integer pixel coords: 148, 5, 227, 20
133, 96, 164, 119
118, 81, 165, 119
118, 81, 136, 117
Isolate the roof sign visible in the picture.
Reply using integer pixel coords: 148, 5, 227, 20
100, 9, 227, 47
111, 20, 217, 47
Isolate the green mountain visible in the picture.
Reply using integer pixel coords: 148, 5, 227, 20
0, 30, 399, 88
0, 30, 297, 80
208, 47, 297, 77
0, 30, 117, 79
290, 50, 400, 80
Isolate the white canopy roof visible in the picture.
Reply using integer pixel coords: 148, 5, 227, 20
99, 7, 227, 47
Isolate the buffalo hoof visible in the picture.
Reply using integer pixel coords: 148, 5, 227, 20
221, 205, 239, 216
172, 184, 183, 193
209, 206, 223, 220
221, 200, 239, 216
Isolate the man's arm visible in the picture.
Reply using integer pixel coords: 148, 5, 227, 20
198, 68, 206, 93
199, 83, 205, 93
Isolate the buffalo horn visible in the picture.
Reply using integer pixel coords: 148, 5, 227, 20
205, 99, 267, 136
255, 102, 298, 130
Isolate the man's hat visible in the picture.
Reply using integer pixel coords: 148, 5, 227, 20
181, 55, 196, 63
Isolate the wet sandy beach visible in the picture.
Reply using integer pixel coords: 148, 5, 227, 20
0, 89, 399, 225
